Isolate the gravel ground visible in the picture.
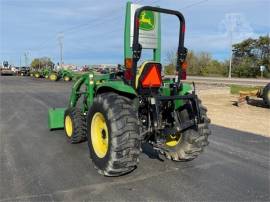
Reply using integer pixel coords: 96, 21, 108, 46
197, 85, 270, 137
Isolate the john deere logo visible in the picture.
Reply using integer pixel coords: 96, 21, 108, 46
139, 11, 155, 31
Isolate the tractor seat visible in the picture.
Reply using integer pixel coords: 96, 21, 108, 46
135, 61, 162, 94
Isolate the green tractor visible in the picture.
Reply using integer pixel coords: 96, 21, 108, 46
32, 67, 53, 79
48, 71, 58, 81
38, 67, 54, 79
59, 69, 74, 81
48, 69, 73, 81
49, 5, 211, 176
33, 69, 41, 78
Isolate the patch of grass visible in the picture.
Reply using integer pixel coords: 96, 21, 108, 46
230, 85, 261, 94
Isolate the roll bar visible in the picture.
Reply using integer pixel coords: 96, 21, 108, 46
131, 6, 187, 88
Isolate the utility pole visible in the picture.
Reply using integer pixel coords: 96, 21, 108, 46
24, 51, 30, 67
24, 52, 28, 67
228, 28, 232, 79
58, 33, 64, 69
223, 13, 242, 79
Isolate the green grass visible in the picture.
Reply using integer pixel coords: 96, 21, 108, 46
230, 85, 261, 94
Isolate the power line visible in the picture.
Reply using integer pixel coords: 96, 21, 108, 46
31, 0, 206, 60
30, 0, 157, 52
181, 0, 209, 9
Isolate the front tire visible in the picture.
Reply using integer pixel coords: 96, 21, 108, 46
162, 99, 211, 161
63, 76, 71, 82
64, 107, 87, 143
34, 72, 40, 78
87, 93, 140, 176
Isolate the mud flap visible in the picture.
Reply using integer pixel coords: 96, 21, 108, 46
48, 108, 66, 130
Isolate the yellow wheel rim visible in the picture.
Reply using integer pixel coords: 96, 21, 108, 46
267, 91, 270, 101
35, 73, 39, 78
91, 112, 109, 158
50, 74, 57, 81
166, 133, 182, 147
65, 115, 73, 137
64, 76, 70, 81
45, 75, 48, 79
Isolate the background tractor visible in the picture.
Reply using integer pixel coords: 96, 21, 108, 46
18, 66, 30, 76
0, 61, 15, 76
48, 69, 74, 81
32, 67, 54, 79
48, 4, 211, 176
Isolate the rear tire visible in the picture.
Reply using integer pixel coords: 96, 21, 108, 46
162, 99, 211, 161
64, 107, 87, 144
49, 73, 58, 81
34, 72, 40, 78
87, 93, 140, 176
262, 83, 270, 108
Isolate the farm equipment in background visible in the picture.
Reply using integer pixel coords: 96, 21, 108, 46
32, 68, 43, 78
42, 68, 54, 79
32, 67, 53, 79
30, 69, 35, 77
237, 83, 270, 108
48, 69, 74, 81
0, 61, 15, 76
58, 69, 74, 81
18, 66, 30, 76
31, 67, 74, 82
48, 4, 211, 176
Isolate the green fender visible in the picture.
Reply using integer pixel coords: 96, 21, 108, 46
96, 81, 137, 97
180, 83, 193, 94
161, 82, 192, 109
175, 83, 193, 109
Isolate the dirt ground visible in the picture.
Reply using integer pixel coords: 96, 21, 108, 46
197, 84, 270, 137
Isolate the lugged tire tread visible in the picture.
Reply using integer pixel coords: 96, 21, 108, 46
64, 107, 87, 144
163, 98, 211, 161
88, 92, 140, 176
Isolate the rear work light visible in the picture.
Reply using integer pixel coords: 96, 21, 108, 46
141, 65, 162, 88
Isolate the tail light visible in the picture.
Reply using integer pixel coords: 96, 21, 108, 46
181, 61, 188, 80
124, 69, 132, 80
141, 64, 162, 88
181, 70, 187, 80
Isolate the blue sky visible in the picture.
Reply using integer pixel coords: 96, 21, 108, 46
0, 0, 269, 66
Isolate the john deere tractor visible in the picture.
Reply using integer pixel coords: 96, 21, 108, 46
49, 5, 211, 176
32, 67, 53, 79
48, 69, 74, 81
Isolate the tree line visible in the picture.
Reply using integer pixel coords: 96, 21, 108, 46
30, 57, 54, 69
164, 35, 270, 78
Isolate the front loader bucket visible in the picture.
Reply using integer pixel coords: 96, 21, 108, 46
48, 108, 66, 130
